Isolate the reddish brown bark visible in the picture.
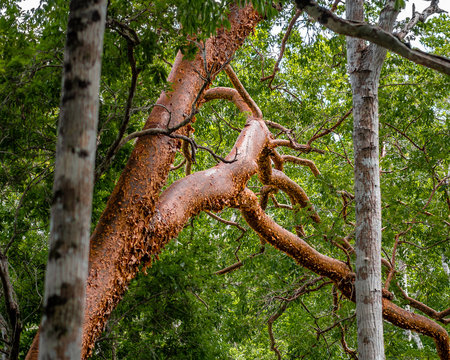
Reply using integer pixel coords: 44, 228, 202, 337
126, 80, 449, 358
25, 5, 261, 360
26, 4, 450, 360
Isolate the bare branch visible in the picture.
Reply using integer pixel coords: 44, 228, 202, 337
397, 0, 446, 41
261, 9, 302, 89
307, 108, 352, 146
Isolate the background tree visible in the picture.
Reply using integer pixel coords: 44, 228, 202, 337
37, 0, 107, 359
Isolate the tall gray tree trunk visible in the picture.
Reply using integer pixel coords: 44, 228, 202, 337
346, 0, 398, 359
39, 1, 107, 359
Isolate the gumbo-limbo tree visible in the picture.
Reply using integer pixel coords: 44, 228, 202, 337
0, 0, 449, 359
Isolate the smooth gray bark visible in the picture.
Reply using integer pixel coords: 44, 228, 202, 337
346, 1, 398, 359
39, 0, 107, 359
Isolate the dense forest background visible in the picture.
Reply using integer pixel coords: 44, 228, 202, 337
0, 0, 449, 358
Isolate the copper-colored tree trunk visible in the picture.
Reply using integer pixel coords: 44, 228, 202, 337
26, 5, 261, 359
26, 3, 450, 360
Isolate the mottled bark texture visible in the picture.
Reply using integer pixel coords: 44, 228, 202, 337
346, 1, 399, 358
25, 4, 262, 360
38, 0, 107, 359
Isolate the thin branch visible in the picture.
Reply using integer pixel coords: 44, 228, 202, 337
307, 108, 352, 146
205, 211, 246, 232
282, 155, 321, 177
384, 122, 424, 151
261, 9, 302, 89
270, 139, 325, 154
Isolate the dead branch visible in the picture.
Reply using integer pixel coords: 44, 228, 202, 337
396, 0, 446, 41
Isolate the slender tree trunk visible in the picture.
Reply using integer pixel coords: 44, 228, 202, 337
346, 1, 398, 358
38, 1, 107, 359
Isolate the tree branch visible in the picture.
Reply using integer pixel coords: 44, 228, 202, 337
295, 0, 450, 75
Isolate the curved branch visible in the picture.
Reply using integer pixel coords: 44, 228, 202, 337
224, 65, 262, 118
203, 87, 251, 114
235, 188, 450, 358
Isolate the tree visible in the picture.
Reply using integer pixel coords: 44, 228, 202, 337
37, 0, 107, 359
345, 0, 397, 358
0, 1, 448, 359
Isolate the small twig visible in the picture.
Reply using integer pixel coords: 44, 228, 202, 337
270, 139, 325, 154
384, 122, 424, 151
188, 290, 209, 309
261, 9, 302, 90
205, 211, 246, 232
307, 108, 352, 146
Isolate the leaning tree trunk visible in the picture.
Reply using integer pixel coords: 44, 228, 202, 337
38, 0, 107, 359
346, 0, 398, 359
26, 4, 261, 359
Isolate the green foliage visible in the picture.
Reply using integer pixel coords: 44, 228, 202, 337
1, 1, 449, 359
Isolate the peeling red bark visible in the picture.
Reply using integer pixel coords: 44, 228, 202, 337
26, 4, 450, 359
129, 83, 449, 358
25, 5, 261, 360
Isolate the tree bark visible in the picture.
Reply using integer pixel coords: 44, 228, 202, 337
38, 0, 107, 359
346, 1, 398, 358
26, 4, 261, 360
